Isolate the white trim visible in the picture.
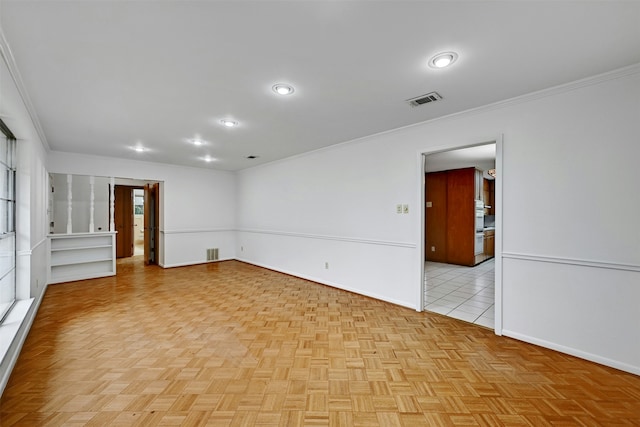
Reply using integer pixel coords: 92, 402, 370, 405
236, 258, 417, 311
0, 28, 50, 150
47, 231, 116, 237
162, 257, 234, 268
502, 252, 640, 272
503, 329, 640, 376
0, 291, 44, 397
0, 299, 34, 365
16, 250, 31, 256
48, 271, 115, 285
163, 228, 235, 235
417, 152, 425, 312
32, 237, 47, 251
418, 136, 504, 334
237, 228, 416, 248
494, 135, 504, 336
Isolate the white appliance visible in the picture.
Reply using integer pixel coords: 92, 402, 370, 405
474, 200, 484, 255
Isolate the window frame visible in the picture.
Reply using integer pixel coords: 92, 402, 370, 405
0, 118, 17, 322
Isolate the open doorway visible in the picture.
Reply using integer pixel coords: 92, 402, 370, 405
113, 181, 160, 265
421, 141, 500, 330
133, 189, 144, 256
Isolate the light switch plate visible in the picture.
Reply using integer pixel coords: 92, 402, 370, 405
426, 201, 433, 208
396, 204, 402, 214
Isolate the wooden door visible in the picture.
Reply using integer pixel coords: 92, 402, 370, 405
425, 171, 448, 262
446, 168, 475, 266
144, 183, 159, 265
114, 186, 134, 258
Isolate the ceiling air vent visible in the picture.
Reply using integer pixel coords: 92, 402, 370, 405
407, 92, 443, 107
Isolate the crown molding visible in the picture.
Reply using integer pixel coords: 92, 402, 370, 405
0, 26, 50, 150
240, 62, 640, 173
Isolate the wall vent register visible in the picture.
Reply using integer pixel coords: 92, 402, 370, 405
206, 248, 219, 261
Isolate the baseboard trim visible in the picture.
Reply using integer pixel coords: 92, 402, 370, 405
162, 258, 235, 268
235, 257, 417, 310
0, 283, 48, 397
502, 329, 640, 376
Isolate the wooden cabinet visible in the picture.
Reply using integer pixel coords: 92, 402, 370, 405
48, 232, 116, 284
474, 169, 483, 201
483, 178, 495, 215
424, 171, 448, 263
484, 229, 495, 257
426, 167, 480, 266
446, 168, 476, 266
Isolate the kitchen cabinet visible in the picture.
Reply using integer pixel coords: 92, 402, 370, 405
474, 169, 483, 201
446, 168, 476, 266
484, 229, 495, 257
424, 171, 448, 263
483, 179, 490, 210
426, 167, 480, 266
483, 178, 495, 215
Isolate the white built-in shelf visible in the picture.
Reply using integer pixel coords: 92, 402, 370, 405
48, 232, 116, 284
51, 244, 112, 252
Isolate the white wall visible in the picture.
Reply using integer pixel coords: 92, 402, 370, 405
47, 152, 237, 267
237, 66, 640, 374
1, 30, 50, 395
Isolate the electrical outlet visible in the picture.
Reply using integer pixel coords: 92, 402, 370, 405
325, 262, 329, 269
426, 201, 433, 208
403, 204, 409, 214
396, 204, 402, 214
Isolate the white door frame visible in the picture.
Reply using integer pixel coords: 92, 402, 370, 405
417, 135, 504, 335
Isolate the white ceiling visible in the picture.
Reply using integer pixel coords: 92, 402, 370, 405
425, 143, 496, 174
1, 1, 639, 171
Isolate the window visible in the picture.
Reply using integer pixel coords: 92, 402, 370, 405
0, 119, 16, 321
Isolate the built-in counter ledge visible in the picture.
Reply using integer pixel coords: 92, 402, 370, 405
48, 231, 117, 237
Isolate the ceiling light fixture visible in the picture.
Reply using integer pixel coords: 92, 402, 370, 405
192, 139, 203, 146
429, 51, 458, 68
203, 155, 214, 162
221, 119, 237, 127
272, 83, 295, 95
133, 146, 146, 153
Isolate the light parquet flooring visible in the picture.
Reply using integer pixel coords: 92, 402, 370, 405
1, 258, 639, 426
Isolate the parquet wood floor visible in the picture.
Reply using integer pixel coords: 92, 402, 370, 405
1, 258, 639, 426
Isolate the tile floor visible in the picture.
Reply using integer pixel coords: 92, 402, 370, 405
424, 258, 495, 329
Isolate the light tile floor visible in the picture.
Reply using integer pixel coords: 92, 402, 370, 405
424, 259, 495, 329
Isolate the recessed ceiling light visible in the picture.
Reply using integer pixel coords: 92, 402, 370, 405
132, 146, 146, 153
221, 119, 237, 127
203, 155, 214, 162
272, 83, 295, 95
184, 136, 207, 146
429, 52, 458, 68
